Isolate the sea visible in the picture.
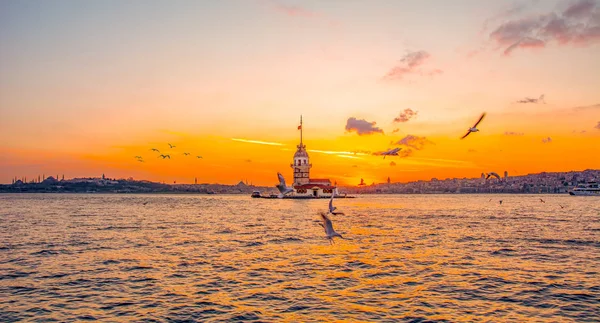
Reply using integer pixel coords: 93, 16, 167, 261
1, 194, 598, 322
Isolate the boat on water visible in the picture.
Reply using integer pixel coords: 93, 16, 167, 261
569, 182, 600, 196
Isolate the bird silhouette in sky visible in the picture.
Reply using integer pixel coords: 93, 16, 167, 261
461, 113, 486, 139
168, 143, 176, 149
159, 154, 171, 159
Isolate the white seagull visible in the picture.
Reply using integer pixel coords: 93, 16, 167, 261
461, 112, 486, 139
378, 147, 402, 159
275, 172, 294, 198
328, 193, 345, 215
319, 212, 344, 244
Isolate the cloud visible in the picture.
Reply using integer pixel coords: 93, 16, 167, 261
488, 0, 600, 55
231, 138, 284, 146
564, 0, 597, 18
542, 137, 553, 143
245, 159, 252, 163
308, 149, 369, 156
516, 94, 546, 104
468, 149, 477, 153
392, 128, 400, 133
265, 0, 316, 18
572, 103, 600, 111
504, 131, 525, 136
393, 108, 418, 123
352, 165, 358, 168
394, 135, 433, 150
382, 50, 443, 81
389, 161, 396, 167
399, 149, 414, 158
596, 121, 600, 129
345, 117, 384, 135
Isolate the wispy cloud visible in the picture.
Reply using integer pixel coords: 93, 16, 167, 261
393, 108, 418, 123
516, 94, 545, 104
389, 161, 396, 167
595, 121, 600, 130
308, 149, 369, 156
398, 149, 414, 158
542, 137, 553, 144
345, 117, 384, 135
504, 131, 525, 136
231, 138, 285, 146
394, 135, 433, 150
382, 50, 442, 81
264, 0, 317, 18
392, 128, 400, 133
488, 0, 600, 56
572, 103, 600, 111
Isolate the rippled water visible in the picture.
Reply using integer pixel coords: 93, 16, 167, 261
1, 194, 599, 322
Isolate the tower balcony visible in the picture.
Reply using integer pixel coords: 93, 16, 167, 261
290, 164, 312, 167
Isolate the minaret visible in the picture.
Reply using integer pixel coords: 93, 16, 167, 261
291, 115, 311, 185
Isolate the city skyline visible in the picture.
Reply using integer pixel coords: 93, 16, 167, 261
1, 0, 600, 185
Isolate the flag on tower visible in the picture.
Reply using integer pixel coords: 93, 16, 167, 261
298, 125, 302, 130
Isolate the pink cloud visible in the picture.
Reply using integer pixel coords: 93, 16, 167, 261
393, 109, 418, 123
487, 0, 600, 55
345, 117, 384, 136
266, 0, 316, 18
394, 135, 433, 150
382, 51, 442, 81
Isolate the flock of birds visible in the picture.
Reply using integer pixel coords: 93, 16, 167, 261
133, 143, 202, 163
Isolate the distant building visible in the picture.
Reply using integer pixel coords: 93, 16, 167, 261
504, 171, 508, 179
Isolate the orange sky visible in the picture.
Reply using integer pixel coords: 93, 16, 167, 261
1, 1, 599, 185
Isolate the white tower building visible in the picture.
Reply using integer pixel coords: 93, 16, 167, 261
291, 115, 312, 185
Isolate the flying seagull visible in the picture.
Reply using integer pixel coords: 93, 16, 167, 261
328, 193, 345, 215
378, 147, 402, 159
499, 200, 503, 205
559, 204, 564, 209
196, 156, 203, 159
275, 172, 294, 198
540, 198, 545, 203
159, 154, 171, 159
486, 172, 500, 180
319, 212, 344, 245
183, 152, 190, 156
137, 159, 145, 162
461, 112, 486, 139
134, 156, 143, 159
168, 143, 176, 149
150, 148, 160, 153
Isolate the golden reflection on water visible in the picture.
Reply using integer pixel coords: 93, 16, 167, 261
0, 193, 598, 322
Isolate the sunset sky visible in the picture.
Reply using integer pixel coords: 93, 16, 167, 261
1, 0, 599, 185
